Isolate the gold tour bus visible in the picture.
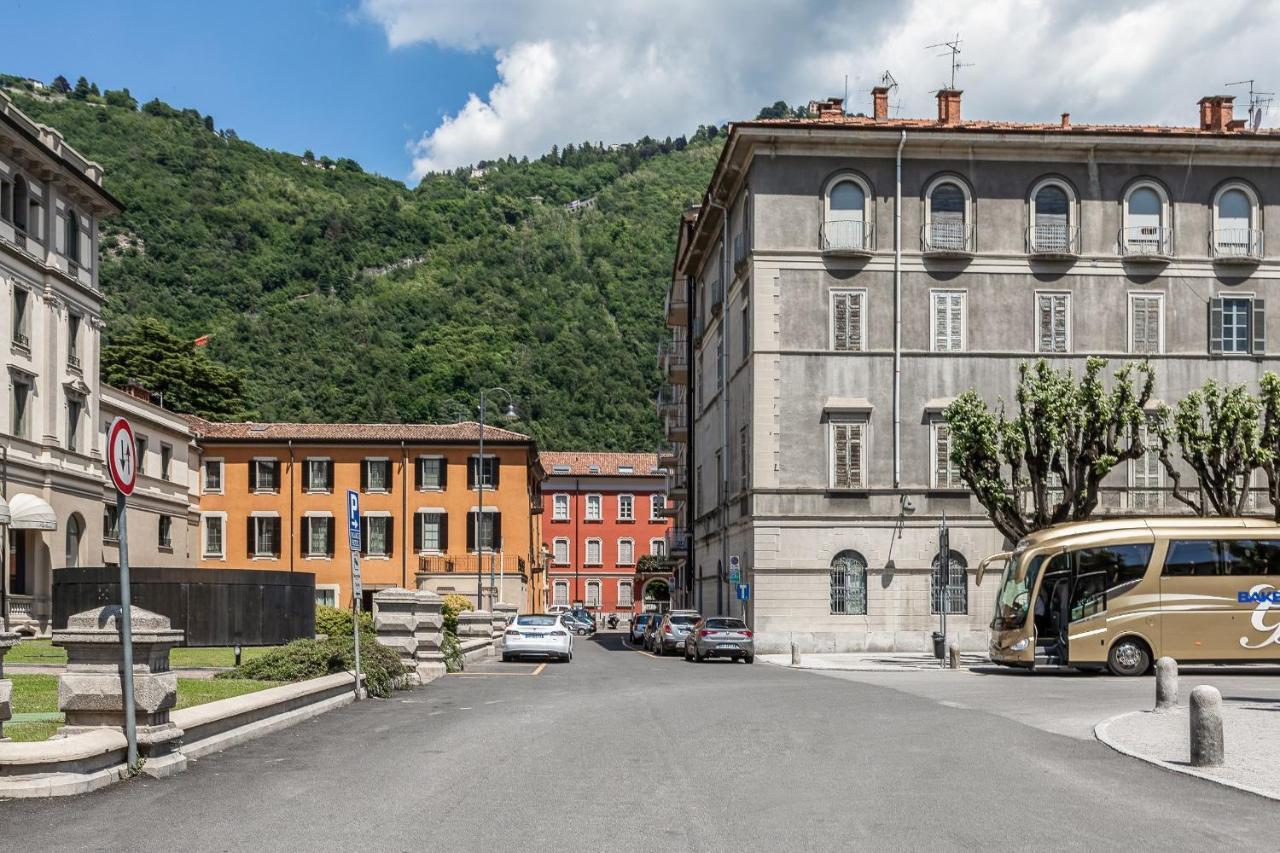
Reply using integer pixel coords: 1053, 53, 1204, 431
978, 517, 1280, 676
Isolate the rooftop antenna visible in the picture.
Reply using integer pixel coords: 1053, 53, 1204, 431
1225, 79, 1274, 131
926, 33, 973, 89
878, 69, 902, 117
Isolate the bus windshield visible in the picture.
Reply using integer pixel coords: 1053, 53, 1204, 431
992, 551, 1044, 631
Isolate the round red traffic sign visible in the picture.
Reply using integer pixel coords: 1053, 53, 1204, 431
107, 417, 137, 496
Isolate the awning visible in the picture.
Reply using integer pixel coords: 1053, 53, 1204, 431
0, 495, 8, 526
8, 493, 57, 530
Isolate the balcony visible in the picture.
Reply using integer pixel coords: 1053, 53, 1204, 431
664, 283, 689, 326
692, 315, 705, 345
662, 408, 687, 443
1027, 223, 1079, 259
665, 527, 689, 556
658, 339, 688, 384
709, 275, 724, 315
666, 467, 688, 499
657, 442, 680, 468
1120, 226, 1172, 262
821, 219, 874, 257
1211, 228, 1263, 264
921, 221, 974, 257
732, 231, 749, 274
417, 553, 520, 575
67, 352, 82, 371
13, 330, 30, 352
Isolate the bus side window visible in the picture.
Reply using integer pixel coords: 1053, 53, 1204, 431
1163, 540, 1220, 577
1222, 539, 1280, 576
1069, 543, 1153, 621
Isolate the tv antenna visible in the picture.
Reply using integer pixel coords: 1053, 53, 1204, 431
1225, 79, 1273, 130
879, 70, 902, 116
926, 34, 973, 89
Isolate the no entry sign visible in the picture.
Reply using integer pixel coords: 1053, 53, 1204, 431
107, 417, 137, 496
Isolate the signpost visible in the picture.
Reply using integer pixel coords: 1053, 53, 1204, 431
736, 583, 750, 601
106, 417, 139, 769
346, 490, 363, 700
937, 514, 950, 670
728, 555, 740, 584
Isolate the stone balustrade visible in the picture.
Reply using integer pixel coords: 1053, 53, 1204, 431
372, 588, 454, 683
0, 630, 18, 741
458, 610, 493, 640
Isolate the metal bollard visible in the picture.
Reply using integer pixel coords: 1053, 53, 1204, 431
947, 642, 960, 670
790, 638, 802, 667
1189, 685, 1224, 768
1154, 656, 1178, 713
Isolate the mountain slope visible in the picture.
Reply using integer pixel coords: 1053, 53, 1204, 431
8, 84, 720, 450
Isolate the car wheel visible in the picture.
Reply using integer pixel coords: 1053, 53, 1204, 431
1107, 637, 1151, 677
694, 648, 703, 662
653, 643, 663, 656
684, 646, 693, 661
744, 655, 754, 665
502, 653, 512, 663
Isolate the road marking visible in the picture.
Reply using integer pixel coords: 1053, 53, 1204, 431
445, 662, 547, 677
621, 638, 659, 659
532, 663, 547, 676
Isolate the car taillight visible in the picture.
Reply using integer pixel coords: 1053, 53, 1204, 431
552, 630, 567, 637
664, 625, 672, 633
743, 630, 753, 638
699, 629, 712, 637
505, 629, 519, 636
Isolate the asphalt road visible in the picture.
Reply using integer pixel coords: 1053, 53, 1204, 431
1, 635, 1273, 852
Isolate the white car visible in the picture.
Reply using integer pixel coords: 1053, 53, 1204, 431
502, 614, 573, 662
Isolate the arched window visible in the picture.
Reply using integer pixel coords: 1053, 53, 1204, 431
65, 513, 83, 568
12, 175, 28, 233
1122, 182, 1170, 256
830, 550, 868, 615
1029, 181, 1074, 254
924, 179, 971, 252
931, 550, 968, 615
65, 207, 80, 265
585, 580, 601, 608
1212, 183, 1262, 259
822, 174, 872, 252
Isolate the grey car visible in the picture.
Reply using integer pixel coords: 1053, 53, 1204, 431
630, 612, 655, 644
684, 617, 754, 663
641, 614, 664, 651
652, 613, 700, 655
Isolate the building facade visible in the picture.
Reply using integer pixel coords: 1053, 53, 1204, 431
540, 451, 671, 616
189, 419, 545, 612
665, 87, 1280, 653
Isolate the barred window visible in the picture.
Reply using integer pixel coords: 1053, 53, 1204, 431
931, 551, 969, 615
830, 550, 868, 615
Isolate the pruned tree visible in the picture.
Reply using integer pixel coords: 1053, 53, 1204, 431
1155, 379, 1263, 517
944, 357, 1154, 543
1259, 373, 1280, 521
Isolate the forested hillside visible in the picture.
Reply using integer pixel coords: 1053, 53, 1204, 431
5, 78, 721, 450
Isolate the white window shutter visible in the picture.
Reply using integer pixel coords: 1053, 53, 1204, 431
1252, 299, 1266, 355
834, 294, 849, 351
850, 294, 862, 351
949, 294, 964, 351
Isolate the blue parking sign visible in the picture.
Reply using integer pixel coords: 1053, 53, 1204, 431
736, 583, 750, 601
347, 489, 361, 550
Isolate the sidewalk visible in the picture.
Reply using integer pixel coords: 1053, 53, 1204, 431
759, 651, 990, 672
1096, 699, 1280, 801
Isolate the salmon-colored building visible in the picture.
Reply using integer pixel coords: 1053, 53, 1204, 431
187, 419, 544, 611
540, 452, 672, 617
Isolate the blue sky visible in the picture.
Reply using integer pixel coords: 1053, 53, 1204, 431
3, 0, 497, 180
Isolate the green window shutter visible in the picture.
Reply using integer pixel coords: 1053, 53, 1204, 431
466, 512, 476, 551
439, 459, 448, 489
326, 518, 334, 557
439, 513, 449, 552
301, 462, 311, 491
247, 517, 255, 558
1252, 298, 1266, 355
300, 517, 308, 556
271, 518, 281, 557
360, 461, 368, 492
385, 517, 394, 557
1209, 297, 1224, 354
413, 513, 423, 552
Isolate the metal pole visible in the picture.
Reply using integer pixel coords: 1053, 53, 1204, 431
352, 583, 362, 700
116, 490, 138, 768
939, 513, 948, 670
477, 390, 485, 609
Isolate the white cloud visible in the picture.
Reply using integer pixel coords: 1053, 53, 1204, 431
359, 0, 1280, 180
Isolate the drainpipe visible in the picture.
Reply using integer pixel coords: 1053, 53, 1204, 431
573, 477, 581, 606
893, 131, 906, 489
400, 440, 407, 589
287, 440, 295, 572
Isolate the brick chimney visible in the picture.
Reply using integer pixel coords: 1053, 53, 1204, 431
1060, 113, 1071, 129
871, 86, 891, 120
1198, 95, 1235, 131
807, 97, 844, 120
122, 380, 153, 403
936, 89, 962, 125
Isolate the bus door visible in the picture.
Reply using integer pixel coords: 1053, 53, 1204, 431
1067, 543, 1155, 665
1033, 551, 1071, 661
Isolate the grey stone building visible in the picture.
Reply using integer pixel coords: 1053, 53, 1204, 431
661, 87, 1280, 653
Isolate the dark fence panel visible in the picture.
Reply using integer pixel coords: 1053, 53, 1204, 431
53, 567, 315, 647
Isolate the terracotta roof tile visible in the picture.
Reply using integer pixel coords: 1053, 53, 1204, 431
182, 416, 531, 443
739, 115, 1280, 138
540, 451, 664, 477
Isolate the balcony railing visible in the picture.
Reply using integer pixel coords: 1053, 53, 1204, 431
821, 219, 874, 255
732, 231, 749, 272
665, 528, 689, 556
921, 220, 975, 255
657, 442, 680, 467
1120, 226, 1172, 260
1027, 223, 1079, 257
664, 284, 689, 324
1211, 228, 1263, 262
709, 275, 724, 315
417, 553, 521, 575
663, 409, 688, 441
68, 352, 82, 370
13, 330, 30, 350
666, 467, 688, 496
658, 339, 688, 380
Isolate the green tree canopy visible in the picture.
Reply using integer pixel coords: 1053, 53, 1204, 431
1159, 379, 1265, 517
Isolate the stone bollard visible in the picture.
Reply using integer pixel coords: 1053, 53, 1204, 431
947, 642, 960, 670
412, 590, 447, 683
373, 589, 421, 686
790, 638, 802, 667
1189, 685, 1225, 768
53, 606, 187, 776
459, 610, 492, 640
0, 629, 18, 741
1154, 656, 1179, 713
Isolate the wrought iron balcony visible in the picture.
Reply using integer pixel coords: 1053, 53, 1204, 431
658, 339, 688, 383
664, 283, 689, 325
1120, 226, 1172, 261
709, 275, 724, 315
821, 219, 874, 256
1027, 223, 1079, 258
657, 442, 680, 468
921, 221, 975, 256
1211, 228, 1263, 263
733, 231, 749, 273
67, 353, 82, 371
13, 330, 30, 350
665, 527, 689, 556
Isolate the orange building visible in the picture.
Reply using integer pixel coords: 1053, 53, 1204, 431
186, 419, 544, 611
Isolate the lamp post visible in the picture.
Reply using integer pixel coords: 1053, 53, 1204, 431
470, 388, 517, 611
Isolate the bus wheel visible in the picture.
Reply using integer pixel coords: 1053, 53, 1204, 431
1107, 638, 1151, 677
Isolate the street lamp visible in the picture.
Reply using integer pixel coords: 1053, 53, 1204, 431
470, 388, 517, 611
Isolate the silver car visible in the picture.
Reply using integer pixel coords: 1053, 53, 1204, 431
684, 617, 754, 663
652, 613, 700, 655
630, 612, 656, 644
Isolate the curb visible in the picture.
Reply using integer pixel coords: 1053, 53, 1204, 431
1094, 710, 1278, 803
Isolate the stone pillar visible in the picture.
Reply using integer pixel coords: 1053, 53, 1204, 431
1154, 656, 1178, 713
492, 602, 518, 642
53, 606, 186, 776
1190, 685, 1224, 768
0, 630, 18, 741
459, 610, 492, 640
412, 589, 446, 683
373, 589, 420, 686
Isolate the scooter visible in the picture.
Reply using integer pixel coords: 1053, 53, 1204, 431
606, 613, 619, 630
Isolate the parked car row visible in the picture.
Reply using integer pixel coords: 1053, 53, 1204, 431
635, 610, 754, 663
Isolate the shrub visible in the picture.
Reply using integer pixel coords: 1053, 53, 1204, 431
315, 604, 373, 639
441, 631, 464, 673
219, 629, 408, 698
440, 594, 474, 636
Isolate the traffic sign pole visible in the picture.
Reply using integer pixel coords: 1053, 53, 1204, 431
347, 490, 363, 700
107, 417, 139, 770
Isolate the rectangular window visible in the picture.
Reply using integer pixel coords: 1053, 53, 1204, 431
618, 539, 634, 566
651, 538, 665, 557
468, 455, 498, 490
11, 378, 30, 439
552, 494, 570, 521
203, 515, 224, 558
307, 517, 331, 557
585, 494, 602, 521
67, 314, 81, 368
1129, 293, 1164, 355
932, 422, 962, 489
417, 512, 445, 552
1130, 423, 1163, 511
931, 291, 966, 352
585, 539, 602, 565
159, 515, 173, 550
204, 460, 223, 493
553, 538, 570, 565
363, 458, 391, 493
417, 457, 445, 490
650, 493, 665, 520
12, 289, 29, 348
365, 516, 390, 557
66, 395, 82, 453
1036, 292, 1070, 354
739, 426, 750, 492
618, 581, 634, 608
160, 443, 173, 481
467, 511, 499, 552
252, 517, 280, 557
1211, 296, 1263, 355
135, 436, 149, 477
104, 505, 120, 542
741, 302, 750, 362
618, 494, 634, 521
553, 581, 570, 607
253, 458, 278, 493
831, 422, 865, 489
585, 581, 601, 608
315, 587, 338, 608
831, 291, 865, 352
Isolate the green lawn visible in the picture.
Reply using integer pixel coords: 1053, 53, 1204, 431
4, 639, 279, 668
2, 674, 280, 743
